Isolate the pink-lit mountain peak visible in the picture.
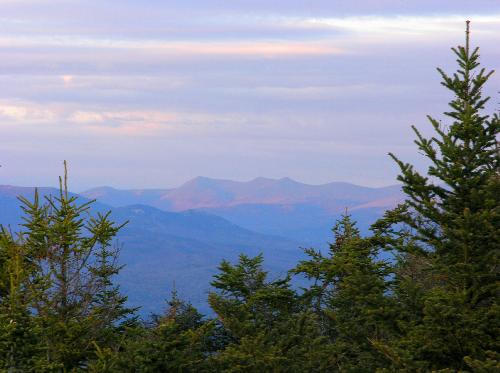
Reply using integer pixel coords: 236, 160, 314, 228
80, 176, 403, 212
163, 176, 311, 208
157, 176, 400, 210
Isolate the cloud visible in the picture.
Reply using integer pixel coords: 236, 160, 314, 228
61, 75, 73, 84
0, 35, 343, 57
66, 110, 178, 136
2, 2, 499, 189
0, 102, 56, 122
69, 109, 176, 124
69, 110, 105, 123
225, 84, 411, 100
277, 14, 500, 45
174, 41, 341, 56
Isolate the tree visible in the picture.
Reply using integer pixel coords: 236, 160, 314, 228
0, 229, 40, 372
87, 213, 138, 352
294, 214, 395, 371
373, 22, 500, 370
4, 162, 133, 371
113, 290, 214, 372
208, 254, 335, 372
209, 254, 297, 339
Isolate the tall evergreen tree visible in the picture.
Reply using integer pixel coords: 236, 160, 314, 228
4, 162, 132, 371
373, 22, 500, 370
209, 254, 297, 339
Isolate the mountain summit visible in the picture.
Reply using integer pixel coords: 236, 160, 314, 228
81, 177, 402, 212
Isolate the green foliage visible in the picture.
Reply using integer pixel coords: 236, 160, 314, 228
372, 22, 500, 371
209, 254, 297, 336
110, 292, 215, 372
210, 318, 329, 373
294, 215, 396, 371
0, 163, 134, 371
0, 230, 40, 372
464, 351, 500, 372
88, 213, 138, 348
209, 254, 335, 372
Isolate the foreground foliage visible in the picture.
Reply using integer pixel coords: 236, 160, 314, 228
1, 24, 498, 372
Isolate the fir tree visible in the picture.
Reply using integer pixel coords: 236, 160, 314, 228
209, 254, 297, 339
294, 214, 395, 371
209, 254, 334, 372
373, 22, 500, 370
87, 212, 137, 352
10, 162, 131, 370
0, 229, 40, 372
114, 290, 213, 372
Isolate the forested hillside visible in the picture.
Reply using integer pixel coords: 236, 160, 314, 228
0, 26, 498, 372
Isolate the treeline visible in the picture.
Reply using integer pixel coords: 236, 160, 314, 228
1, 28, 499, 372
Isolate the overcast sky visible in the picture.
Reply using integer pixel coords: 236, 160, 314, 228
1, 1, 499, 190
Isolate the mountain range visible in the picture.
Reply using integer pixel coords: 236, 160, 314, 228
0, 177, 404, 315
82, 176, 402, 212
82, 177, 404, 245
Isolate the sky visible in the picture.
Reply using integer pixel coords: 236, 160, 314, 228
0, 0, 499, 190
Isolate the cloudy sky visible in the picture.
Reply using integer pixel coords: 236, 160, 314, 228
1, 1, 499, 190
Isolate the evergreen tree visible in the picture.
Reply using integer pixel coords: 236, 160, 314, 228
294, 215, 395, 371
0, 229, 40, 372
209, 254, 297, 339
209, 254, 335, 372
373, 22, 500, 370
7, 162, 132, 371
114, 290, 214, 372
87, 212, 137, 352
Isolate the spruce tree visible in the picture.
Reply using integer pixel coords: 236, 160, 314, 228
0, 229, 40, 372
294, 214, 395, 371
209, 254, 297, 338
114, 290, 213, 372
373, 22, 499, 370
87, 212, 137, 352
209, 254, 334, 372
10, 162, 132, 370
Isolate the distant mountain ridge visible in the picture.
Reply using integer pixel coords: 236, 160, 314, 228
81, 177, 404, 246
82, 176, 403, 212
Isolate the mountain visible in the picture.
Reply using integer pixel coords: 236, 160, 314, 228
82, 186, 171, 210
198, 203, 387, 247
82, 177, 404, 245
82, 177, 402, 212
0, 185, 301, 315
1, 178, 403, 314
111, 205, 301, 315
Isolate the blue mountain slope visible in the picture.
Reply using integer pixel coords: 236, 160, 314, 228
0, 186, 302, 315
112, 205, 302, 314
199, 203, 390, 247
